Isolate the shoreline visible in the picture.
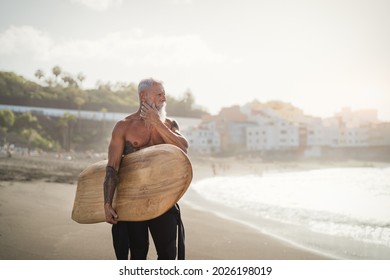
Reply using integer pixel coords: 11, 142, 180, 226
180, 159, 333, 260
186, 159, 390, 260
3, 154, 387, 259
0, 178, 330, 260
152, 160, 336, 260
182, 189, 337, 260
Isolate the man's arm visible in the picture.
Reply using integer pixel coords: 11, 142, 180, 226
142, 102, 189, 153
103, 122, 125, 224
155, 120, 189, 153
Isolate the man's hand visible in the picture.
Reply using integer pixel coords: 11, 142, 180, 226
140, 102, 161, 125
104, 203, 118, 224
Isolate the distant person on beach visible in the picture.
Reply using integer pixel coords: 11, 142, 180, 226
103, 78, 189, 260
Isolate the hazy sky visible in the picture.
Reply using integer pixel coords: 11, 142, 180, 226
1, 0, 389, 120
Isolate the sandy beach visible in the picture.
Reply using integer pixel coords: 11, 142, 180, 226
0, 153, 343, 260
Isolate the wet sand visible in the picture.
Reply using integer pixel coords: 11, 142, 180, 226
0, 154, 334, 259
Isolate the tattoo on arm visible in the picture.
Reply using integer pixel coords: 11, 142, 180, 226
103, 166, 119, 205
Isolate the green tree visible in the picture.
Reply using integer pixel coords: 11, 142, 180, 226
12, 112, 39, 133
52, 65, 62, 79
58, 113, 77, 151
21, 128, 55, 152
20, 128, 34, 153
62, 73, 77, 87
0, 109, 15, 131
183, 90, 195, 110
0, 70, 209, 118
0, 71, 41, 98
74, 96, 86, 132
77, 72, 86, 87
52, 65, 62, 87
35, 69, 45, 80
74, 96, 86, 111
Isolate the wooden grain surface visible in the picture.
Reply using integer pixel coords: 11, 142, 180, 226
71, 144, 192, 224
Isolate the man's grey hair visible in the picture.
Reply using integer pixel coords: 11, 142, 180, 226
138, 78, 163, 95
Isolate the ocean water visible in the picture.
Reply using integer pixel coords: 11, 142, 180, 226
189, 167, 390, 259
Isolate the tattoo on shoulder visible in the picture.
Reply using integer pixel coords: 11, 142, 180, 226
171, 119, 179, 130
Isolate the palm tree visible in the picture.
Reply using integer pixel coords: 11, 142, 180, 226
74, 97, 86, 113
62, 73, 77, 87
59, 113, 77, 151
74, 97, 86, 132
77, 72, 86, 87
52, 66, 62, 85
34, 69, 45, 80
52, 65, 61, 77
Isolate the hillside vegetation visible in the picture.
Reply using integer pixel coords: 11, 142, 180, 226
0, 69, 208, 153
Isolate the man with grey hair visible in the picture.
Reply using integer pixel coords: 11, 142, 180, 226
103, 78, 188, 260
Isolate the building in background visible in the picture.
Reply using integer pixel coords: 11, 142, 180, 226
182, 101, 390, 159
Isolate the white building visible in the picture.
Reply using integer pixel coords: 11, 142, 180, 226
183, 103, 388, 155
246, 121, 299, 151
338, 126, 369, 147
182, 125, 221, 154
305, 117, 338, 147
368, 122, 390, 146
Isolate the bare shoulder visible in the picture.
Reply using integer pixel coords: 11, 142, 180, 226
112, 119, 126, 132
124, 112, 139, 121
114, 113, 138, 130
111, 116, 132, 135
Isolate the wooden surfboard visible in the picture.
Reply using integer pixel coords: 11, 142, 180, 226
71, 144, 192, 224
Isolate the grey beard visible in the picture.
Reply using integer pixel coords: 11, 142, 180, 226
158, 103, 167, 122
144, 101, 167, 128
